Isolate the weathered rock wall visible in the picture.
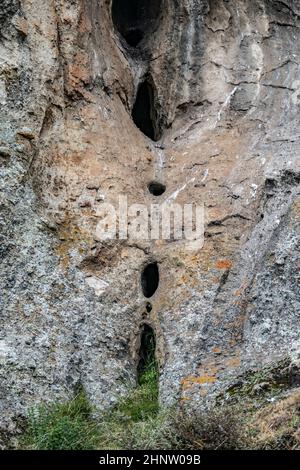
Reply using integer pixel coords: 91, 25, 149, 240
0, 0, 299, 434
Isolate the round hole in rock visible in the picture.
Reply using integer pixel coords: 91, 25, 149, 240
141, 262, 159, 298
148, 181, 166, 196
112, 0, 161, 47
137, 324, 157, 384
132, 81, 158, 141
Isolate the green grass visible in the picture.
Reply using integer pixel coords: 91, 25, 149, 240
116, 368, 159, 422
19, 356, 300, 450
21, 392, 100, 450
96, 351, 160, 449
16, 381, 300, 450
20, 352, 160, 450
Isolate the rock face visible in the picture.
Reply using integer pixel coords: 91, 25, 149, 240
0, 0, 300, 433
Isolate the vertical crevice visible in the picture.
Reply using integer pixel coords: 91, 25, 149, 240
132, 80, 160, 141
137, 324, 157, 384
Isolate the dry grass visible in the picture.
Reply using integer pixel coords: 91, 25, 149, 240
249, 389, 300, 450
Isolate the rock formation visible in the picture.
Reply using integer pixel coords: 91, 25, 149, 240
0, 0, 299, 434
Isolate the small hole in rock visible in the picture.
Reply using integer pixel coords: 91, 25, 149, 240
132, 80, 159, 141
112, 0, 161, 47
146, 302, 152, 313
141, 262, 159, 298
137, 324, 157, 385
148, 181, 166, 196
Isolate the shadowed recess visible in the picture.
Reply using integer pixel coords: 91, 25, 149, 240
132, 81, 158, 140
148, 181, 166, 196
112, 0, 161, 47
137, 324, 157, 383
141, 262, 159, 298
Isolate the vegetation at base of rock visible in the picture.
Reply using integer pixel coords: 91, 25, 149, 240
20, 351, 160, 450
16, 361, 300, 450
99, 387, 300, 450
20, 392, 100, 450
248, 390, 300, 450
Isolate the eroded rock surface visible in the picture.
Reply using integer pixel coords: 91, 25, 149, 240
0, 0, 299, 434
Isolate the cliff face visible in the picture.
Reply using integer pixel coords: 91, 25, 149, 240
0, 0, 300, 432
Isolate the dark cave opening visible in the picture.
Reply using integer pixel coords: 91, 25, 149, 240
148, 181, 166, 196
141, 262, 159, 298
137, 324, 157, 383
132, 81, 158, 140
112, 0, 161, 47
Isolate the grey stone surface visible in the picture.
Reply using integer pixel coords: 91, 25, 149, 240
0, 0, 299, 437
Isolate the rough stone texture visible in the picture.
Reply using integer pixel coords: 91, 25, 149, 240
0, 0, 300, 435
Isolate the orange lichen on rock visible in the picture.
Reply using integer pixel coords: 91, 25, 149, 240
181, 375, 217, 392
215, 259, 233, 270
212, 347, 222, 355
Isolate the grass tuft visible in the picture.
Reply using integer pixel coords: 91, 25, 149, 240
21, 392, 100, 450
